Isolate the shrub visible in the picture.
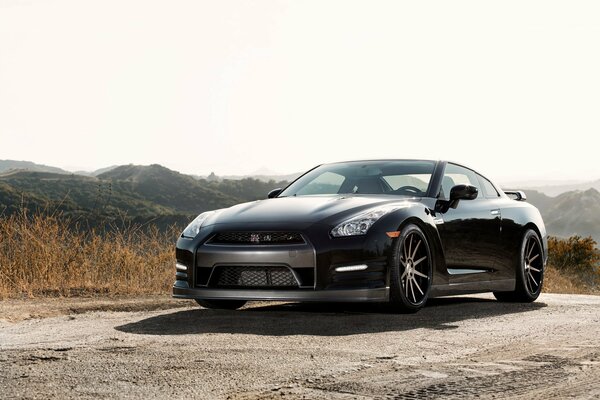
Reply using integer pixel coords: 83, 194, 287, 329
547, 235, 600, 290
548, 236, 599, 270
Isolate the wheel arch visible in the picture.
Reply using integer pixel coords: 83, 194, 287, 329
523, 222, 542, 242
523, 222, 548, 265
389, 213, 447, 287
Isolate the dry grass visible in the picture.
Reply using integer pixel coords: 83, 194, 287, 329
543, 265, 593, 295
0, 212, 178, 299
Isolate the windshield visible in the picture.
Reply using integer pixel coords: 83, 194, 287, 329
279, 160, 436, 197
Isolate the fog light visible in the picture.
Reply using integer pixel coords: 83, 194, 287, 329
176, 263, 188, 272
335, 264, 368, 272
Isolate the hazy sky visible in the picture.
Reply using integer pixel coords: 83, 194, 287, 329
1, 0, 599, 182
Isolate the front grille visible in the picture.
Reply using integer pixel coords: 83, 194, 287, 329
209, 232, 305, 245
210, 266, 299, 288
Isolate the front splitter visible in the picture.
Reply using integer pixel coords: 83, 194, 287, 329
173, 281, 388, 303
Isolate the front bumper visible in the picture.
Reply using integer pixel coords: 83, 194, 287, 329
173, 223, 395, 303
173, 280, 389, 302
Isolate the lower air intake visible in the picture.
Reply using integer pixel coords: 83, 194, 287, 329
211, 266, 299, 288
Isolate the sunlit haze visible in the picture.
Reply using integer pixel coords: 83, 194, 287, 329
1, 0, 599, 183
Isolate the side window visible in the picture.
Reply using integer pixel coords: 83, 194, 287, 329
439, 163, 481, 200
294, 172, 345, 195
477, 174, 500, 198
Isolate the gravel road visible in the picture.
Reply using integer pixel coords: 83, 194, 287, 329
1, 293, 599, 399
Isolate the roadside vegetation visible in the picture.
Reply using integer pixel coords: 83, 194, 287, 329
0, 212, 598, 299
0, 212, 178, 299
544, 235, 600, 294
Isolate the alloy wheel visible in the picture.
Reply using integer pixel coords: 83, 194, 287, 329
523, 235, 543, 294
399, 231, 431, 305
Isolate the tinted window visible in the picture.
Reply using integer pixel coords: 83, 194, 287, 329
477, 174, 500, 198
280, 160, 436, 197
439, 163, 481, 200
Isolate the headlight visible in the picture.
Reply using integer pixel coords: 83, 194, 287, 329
181, 211, 216, 238
331, 205, 404, 237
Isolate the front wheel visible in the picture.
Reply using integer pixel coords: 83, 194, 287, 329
389, 224, 433, 313
195, 299, 247, 310
494, 229, 544, 302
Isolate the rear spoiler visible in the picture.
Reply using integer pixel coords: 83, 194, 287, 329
503, 190, 527, 201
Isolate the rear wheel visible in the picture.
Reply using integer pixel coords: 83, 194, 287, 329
494, 229, 544, 302
389, 224, 433, 313
195, 299, 247, 310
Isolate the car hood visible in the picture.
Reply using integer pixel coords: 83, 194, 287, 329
206, 195, 420, 226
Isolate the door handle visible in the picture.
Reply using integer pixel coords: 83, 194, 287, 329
490, 209, 501, 216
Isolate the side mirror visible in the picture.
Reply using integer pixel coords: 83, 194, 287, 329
435, 184, 478, 213
267, 188, 282, 199
448, 184, 478, 209
450, 184, 478, 201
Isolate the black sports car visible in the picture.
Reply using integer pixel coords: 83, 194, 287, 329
173, 160, 547, 312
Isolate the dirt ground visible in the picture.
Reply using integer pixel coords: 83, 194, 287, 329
1, 293, 599, 399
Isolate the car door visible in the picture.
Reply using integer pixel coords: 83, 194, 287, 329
436, 163, 502, 275
476, 172, 514, 280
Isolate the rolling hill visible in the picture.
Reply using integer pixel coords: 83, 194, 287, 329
0, 169, 172, 216
0, 160, 69, 175
526, 188, 600, 243
97, 164, 239, 214
523, 179, 600, 197
0, 160, 598, 242
0, 163, 288, 230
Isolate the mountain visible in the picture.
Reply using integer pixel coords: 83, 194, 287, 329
0, 169, 173, 217
0, 163, 290, 231
97, 164, 239, 214
499, 178, 600, 197
526, 188, 600, 243
73, 165, 119, 177
523, 179, 600, 197
199, 176, 290, 202
521, 190, 557, 214
91, 165, 119, 176
0, 160, 70, 175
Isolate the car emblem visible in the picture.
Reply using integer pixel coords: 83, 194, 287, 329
250, 233, 260, 243
263, 234, 272, 242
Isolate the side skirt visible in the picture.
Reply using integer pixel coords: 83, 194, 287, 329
429, 278, 515, 297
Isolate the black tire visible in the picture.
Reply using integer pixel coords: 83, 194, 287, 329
494, 229, 544, 303
195, 299, 247, 310
389, 224, 433, 313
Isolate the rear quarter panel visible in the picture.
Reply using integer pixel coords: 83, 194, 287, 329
499, 198, 548, 268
